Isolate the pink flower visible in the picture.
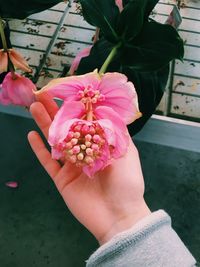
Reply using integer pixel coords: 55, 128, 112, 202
0, 72, 36, 107
37, 70, 141, 125
115, 0, 123, 12
49, 101, 129, 177
0, 49, 31, 74
69, 46, 92, 75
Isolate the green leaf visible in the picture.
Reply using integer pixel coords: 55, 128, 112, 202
80, 0, 120, 42
76, 37, 169, 135
117, 0, 147, 41
77, 38, 120, 74
124, 65, 169, 135
144, 0, 159, 20
121, 21, 184, 71
0, 0, 61, 19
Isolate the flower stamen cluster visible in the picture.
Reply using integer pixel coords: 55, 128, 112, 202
77, 86, 105, 105
59, 121, 106, 167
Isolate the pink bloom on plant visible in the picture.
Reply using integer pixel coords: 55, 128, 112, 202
0, 72, 36, 107
37, 71, 141, 125
49, 101, 129, 177
69, 46, 92, 75
0, 48, 31, 74
115, 0, 123, 12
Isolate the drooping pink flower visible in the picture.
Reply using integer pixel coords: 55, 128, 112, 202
115, 0, 123, 12
69, 46, 92, 75
0, 72, 36, 107
49, 101, 129, 177
0, 49, 31, 74
37, 70, 141, 125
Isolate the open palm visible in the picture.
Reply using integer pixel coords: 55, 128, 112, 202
28, 95, 150, 244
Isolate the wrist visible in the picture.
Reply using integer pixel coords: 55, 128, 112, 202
98, 200, 151, 245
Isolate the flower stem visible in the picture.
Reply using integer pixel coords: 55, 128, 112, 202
99, 43, 121, 75
0, 18, 8, 51
86, 101, 93, 121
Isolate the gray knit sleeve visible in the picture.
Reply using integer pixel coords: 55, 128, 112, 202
86, 210, 196, 267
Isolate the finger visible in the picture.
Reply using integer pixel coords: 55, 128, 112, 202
30, 102, 52, 139
54, 163, 82, 193
36, 92, 59, 120
28, 131, 61, 179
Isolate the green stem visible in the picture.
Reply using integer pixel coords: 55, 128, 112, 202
99, 43, 121, 75
0, 18, 8, 51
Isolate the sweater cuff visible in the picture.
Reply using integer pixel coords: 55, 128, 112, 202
86, 210, 196, 267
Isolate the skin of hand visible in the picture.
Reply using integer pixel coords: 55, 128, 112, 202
28, 93, 151, 245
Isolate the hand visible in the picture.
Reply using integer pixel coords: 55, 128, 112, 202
28, 94, 151, 245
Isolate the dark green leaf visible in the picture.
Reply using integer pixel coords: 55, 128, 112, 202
76, 37, 169, 135
77, 38, 120, 74
144, 0, 159, 20
0, 0, 61, 19
124, 65, 169, 135
121, 21, 184, 71
117, 0, 147, 41
80, 0, 120, 42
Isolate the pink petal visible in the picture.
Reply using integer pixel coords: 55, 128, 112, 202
69, 46, 92, 75
48, 101, 85, 146
5, 181, 18, 188
98, 72, 141, 124
83, 144, 110, 178
115, 0, 123, 12
8, 49, 31, 73
95, 106, 129, 158
0, 50, 8, 74
37, 71, 101, 101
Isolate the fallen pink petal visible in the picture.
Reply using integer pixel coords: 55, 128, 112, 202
5, 181, 18, 188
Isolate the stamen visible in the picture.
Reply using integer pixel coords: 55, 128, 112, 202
85, 141, 92, 148
93, 134, 101, 143
66, 142, 73, 149
72, 145, 81, 154
77, 153, 84, 161
67, 131, 74, 139
86, 148, 93, 156
91, 144, 99, 152
74, 132, 81, 138
85, 156, 94, 165
81, 144, 86, 150
69, 155, 77, 163
62, 121, 107, 168
89, 126, 95, 135
71, 138, 78, 145
82, 125, 90, 135
85, 134, 92, 141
